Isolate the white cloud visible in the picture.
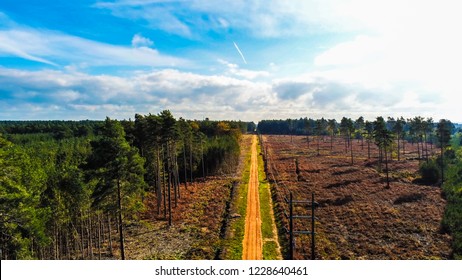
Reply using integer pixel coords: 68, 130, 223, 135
131, 34, 154, 48
218, 59, 270, 80
0, 27, 187, 67
2, 66, 459, 122
0, 67, 274, 121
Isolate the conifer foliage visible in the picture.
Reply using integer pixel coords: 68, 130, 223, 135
0, 111, 247, 259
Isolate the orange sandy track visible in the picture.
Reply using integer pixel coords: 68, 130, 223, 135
242, 135, 263, 260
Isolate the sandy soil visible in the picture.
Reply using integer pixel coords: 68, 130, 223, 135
242, 135, 263, 260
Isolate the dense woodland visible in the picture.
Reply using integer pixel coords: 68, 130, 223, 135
0, 111, 253, 260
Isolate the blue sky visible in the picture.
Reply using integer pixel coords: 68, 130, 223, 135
0, 0, 461, 122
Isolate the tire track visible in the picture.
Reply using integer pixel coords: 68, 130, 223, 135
242, 135, 263, 260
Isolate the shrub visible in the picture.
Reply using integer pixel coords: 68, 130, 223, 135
419, 160, 440, 185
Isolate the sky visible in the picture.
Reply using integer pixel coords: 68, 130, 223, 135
0, 0, 461, 122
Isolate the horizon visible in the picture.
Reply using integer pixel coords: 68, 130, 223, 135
1, 114, 461, 126
1, 1, 462, 123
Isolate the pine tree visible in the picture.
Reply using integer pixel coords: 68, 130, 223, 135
86, 117, 146, 260
0, 136, 48, 259
373, 117, 394, 188
436, 119, 453, 186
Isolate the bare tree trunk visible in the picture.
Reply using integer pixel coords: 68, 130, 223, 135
430, 136, 434, 156
183, 141, 188, 190
117, 179, 125, 260
88, 213, 93, 260
317, 136, 320, 156
417, 137, 421, 159
344, 135, 348, 153
402, 137, 406, 157
107, 213, 113, 256
378, 147, 383, 172
171, 143, 177, 207
385, 145, 390, 188
350, 134, 354, 165
65, 228, 71, 259
97, 214, 102, 260
162, 145, 167, 219
189, 139, 193, 183
100, 213, 106, 244
421, 138, 425, 161
175, 157, 180, 201
201, 139, 205, 178
424, 133, 429, 162
367, 140, 371, 159
441, 143, 445, 187
168, 159, 172, 227
156, 147, 161, 216
331, 134, 334, 152
80, 211, 85, 259
54, 222, 59, 260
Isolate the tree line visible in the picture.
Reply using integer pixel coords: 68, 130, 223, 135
259, 116, 456, 186
0, 111, 251, 260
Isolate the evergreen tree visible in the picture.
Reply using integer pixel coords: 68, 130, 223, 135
0, 136, 48, 259
327, 119, 337, 152
437, 119, 453, 186
373, 117, 394, 188
355, 116, 365, 150
365, 121, 374, 159
86, 117, 146, 260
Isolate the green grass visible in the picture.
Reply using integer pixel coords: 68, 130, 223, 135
262, 241, 279, 260
222, 137, 281, 260
257, 140, 281, 260
222, 139, 252, 260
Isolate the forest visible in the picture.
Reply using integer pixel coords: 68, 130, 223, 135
2, 113, 462, 260
0, 111, 253, 260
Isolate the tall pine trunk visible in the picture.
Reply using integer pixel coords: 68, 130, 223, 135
80, 211, 85, 259
189, 139, 193, 183
330, 133, 334, 151
88, 212, 93, 259
117, 179, 125, 260
384, 145, 390, 188
350, 134, 354, 165
367, 140, 371, 159
183, 142, 188, 190
168, 163, 172, 227
97, 214, 102, 260
424, 133, 429, 162
417, 136, 421, 159
201, 140, 205, 178
156, 147, 162, 216
107, 213, 113, 256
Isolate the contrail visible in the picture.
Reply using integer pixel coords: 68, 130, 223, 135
233, 41, 247, 64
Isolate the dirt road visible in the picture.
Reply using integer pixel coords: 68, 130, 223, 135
242, 135, 263, 260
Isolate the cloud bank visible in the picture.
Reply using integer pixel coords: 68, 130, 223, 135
0, 66, 451, 122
